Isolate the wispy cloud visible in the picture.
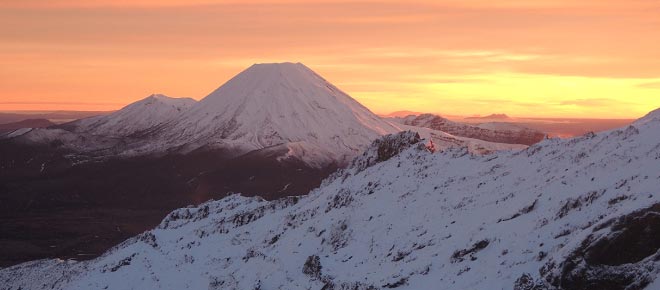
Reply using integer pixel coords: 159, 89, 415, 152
559, 98, 632, 107
2, 0, 660, 116
0, 101, 125, 106
638, 81, 660, 89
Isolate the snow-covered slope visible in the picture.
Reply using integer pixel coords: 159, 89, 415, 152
71, 94, 196, 137
634, 108, 660, 126
393, 113, 546, 146
3, 109, 659, 290
2, 94, 196, 155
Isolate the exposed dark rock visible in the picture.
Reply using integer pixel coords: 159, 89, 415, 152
586, 204, 660, 266
348, 131, 424, 173
556, 190, 604, 220
326, 189, 354, 212
513, 273, 547, 290
102, 253, 137, 273
137, 232, 158, 248
383, 277, 408, 288
328, 220, 351, 251
499, 199, 538, 223
544, 203, 660, 290
451, 239, 490, 263
302, 255, 322, 278
321, 280, 378, 290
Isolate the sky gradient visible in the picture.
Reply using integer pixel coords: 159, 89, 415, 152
1, 0, 660, 118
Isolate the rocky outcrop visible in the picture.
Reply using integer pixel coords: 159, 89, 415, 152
303, 255, 322, 278
542, 203, 660, 290
323, 131, 429, 185
348, 130, 426, 172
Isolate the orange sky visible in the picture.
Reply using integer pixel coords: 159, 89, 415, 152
1, 0, 660, 118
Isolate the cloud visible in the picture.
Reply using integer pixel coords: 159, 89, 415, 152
638, 81, 660, 89
559, 98, 623, 107
432, 78, 489, 84
0, 101, 124, 106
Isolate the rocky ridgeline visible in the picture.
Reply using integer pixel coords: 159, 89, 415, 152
400, 114, 545, 145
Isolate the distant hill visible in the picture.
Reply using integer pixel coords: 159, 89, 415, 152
393, 114, 545, 145
0, 111, 112, 124
381, 110, 425, 118
466, 113, 511, 120
0, 119, 55, 133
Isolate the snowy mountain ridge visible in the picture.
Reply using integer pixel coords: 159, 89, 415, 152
392, 113, 546, 146
3, 63, 527, 167
2, 108, 659, 290
72, 94, 196, 137
634, 108, 660, 126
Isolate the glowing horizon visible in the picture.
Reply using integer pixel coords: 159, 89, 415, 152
1, 1, 660, 118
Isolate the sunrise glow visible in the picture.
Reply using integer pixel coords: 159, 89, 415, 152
2, 0, 659, 118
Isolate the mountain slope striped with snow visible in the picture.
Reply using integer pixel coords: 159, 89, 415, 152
2, 109, 658, 290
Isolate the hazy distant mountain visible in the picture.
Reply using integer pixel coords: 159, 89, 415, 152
0, 119, 54, 133
4, 109, 659, 290
466, 113, 511, 120
381, 110, 426, 118
0, 111, 111, 124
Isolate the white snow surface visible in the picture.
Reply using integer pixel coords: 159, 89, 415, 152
73, 94, 196, 137
2, 111, 659, 290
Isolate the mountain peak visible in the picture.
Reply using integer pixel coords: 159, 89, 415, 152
200, 61, 329, 105
250, 61, 304, 68
73, 94, 196, 137
145, 93, 171, 101
142, 94, 195, 106
169, 63, 403, 166
241, 62, 310, 80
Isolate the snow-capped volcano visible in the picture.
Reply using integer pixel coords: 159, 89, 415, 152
159, 62, 402, 165
152, 62, 524, 165
71, 94, 196, 137
3, 108, 659, 290
3, 63, 527, 167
